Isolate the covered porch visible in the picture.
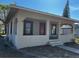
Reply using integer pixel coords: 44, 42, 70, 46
14, 17, 75, 48
46, 19, 75, 46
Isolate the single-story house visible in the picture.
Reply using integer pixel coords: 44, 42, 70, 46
5, 5, 79, 49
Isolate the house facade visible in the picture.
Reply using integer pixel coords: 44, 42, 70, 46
5, 6, 78, 49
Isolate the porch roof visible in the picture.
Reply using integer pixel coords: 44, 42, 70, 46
5, 5, 79, 23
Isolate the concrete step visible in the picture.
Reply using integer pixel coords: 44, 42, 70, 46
49, 41, 62, 46
49, 39, 61, 42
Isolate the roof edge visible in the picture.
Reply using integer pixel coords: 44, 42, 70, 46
10, 5, 79, 23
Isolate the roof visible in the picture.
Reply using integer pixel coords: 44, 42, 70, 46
8, 5, 79, 23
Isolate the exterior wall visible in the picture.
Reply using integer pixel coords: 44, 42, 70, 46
58, 23, 74, 44
59, 34, 74, 44
6, 10, 75, 49
33, 21, 39, 35
14, 10, 63, 49
15, 35, 49, 49
75, 29, 79, 36
6, 15, 18, 45
14, 15, 49, 48
8, 19, 14, 43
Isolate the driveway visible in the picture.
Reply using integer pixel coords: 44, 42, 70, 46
20, 45, 79, 58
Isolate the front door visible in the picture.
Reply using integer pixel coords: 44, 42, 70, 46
49, 24, 58, 39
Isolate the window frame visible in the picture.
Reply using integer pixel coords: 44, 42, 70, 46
23, 20, 33, 35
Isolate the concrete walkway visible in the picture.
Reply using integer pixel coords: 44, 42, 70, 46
57, 45, 79, 54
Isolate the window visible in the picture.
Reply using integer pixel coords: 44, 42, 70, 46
23, 20, 33, 35
51, 24, 57, 35
39, 22, 46, 35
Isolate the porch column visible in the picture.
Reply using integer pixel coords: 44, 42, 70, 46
8, 22, 10, 36
46, 20, 50, 36
72, 24, 75, 38
58, 22, 61, 39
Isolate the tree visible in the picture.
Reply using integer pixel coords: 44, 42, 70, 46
62, 0, 70, 18
0, 4, 9, 21
0, 4, 9, 34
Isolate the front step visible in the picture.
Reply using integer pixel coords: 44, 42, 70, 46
49, 40, 63, 46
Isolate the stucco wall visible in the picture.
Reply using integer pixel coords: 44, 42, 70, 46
75, 29, 79, 36
59, 34, 74, 44
33, 21, 39, 35
15, 35, 49, 49
7, 15, 18, 45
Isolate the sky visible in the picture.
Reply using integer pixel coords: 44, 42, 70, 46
0, 0, 79, 20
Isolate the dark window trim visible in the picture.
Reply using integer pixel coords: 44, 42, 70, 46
23, 20, 33, 35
